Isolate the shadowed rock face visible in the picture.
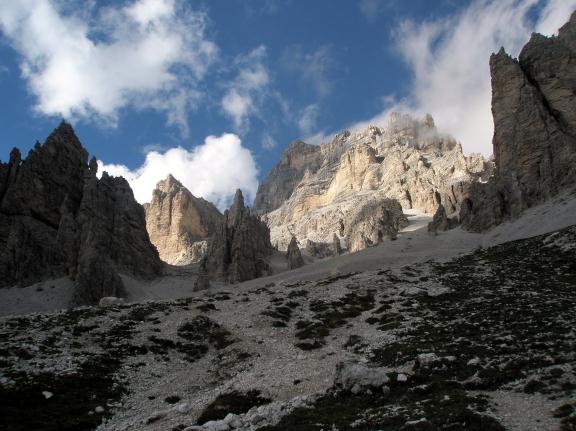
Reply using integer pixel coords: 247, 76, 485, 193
461, 12, 576, 231
145, 175, 223, 265
0, 121, 162, 305
202, 189, 273, 283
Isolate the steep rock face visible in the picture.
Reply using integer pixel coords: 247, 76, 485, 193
253, 140, 323, 214
286, 236, 305, 269
461, 13, 576, 231
145, 175, 223, 265
260, 114, 492, 250
0, 122, 162, 304
203, 190, 273, 283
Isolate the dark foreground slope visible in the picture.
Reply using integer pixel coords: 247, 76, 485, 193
0, 224, 574, 431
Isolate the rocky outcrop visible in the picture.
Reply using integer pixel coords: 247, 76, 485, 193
145, 175, 223, 265
428, 204, 458, 234
345, 199, 408, 252
202, 189, 273, 283
305, 239, 333, 258
332, 233, 342, 256
286, 236, 304, 269
461, 13, 576, 231
0, 122, 162, 305
259, 114, 491, 250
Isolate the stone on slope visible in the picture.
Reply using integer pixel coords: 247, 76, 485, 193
286, 236, 304, 270
145, 175, 223, 265
0, 121, 163, 305
334, 361, 390, 394
202, 189, 273, 283
461, 13, 576, 231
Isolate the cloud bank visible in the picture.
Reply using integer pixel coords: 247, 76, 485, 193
0, 0, 217, 136
352, 0, 576, 156
99, 133, 259, 210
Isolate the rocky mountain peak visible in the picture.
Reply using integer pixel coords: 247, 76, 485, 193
258, 111, 492, 250
145, 175, 223, 265
0, 122, 163, 304
231, 188, 245, 210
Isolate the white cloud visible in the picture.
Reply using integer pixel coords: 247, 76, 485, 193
351, 0, 576, 156
221, 46, 270, 131
536, 0, 576, 34
298, 104, 320, 135
0, 0, 218, 136
261, 132, 277, 150
98, 133, 259, 210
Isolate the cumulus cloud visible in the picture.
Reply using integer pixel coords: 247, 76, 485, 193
98, 133, 259, 210
351, 0, 576, 156
221, 46, 270, 131
0, 0, 217, 136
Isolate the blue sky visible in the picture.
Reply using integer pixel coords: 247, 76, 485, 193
0, 0, 574, 208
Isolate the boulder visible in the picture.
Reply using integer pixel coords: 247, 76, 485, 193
99, 296, 126, 307
334, 361, 390, 394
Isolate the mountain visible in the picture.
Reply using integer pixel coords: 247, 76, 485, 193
257, 113, 493, 250
144, 175, 223, 265
0, 122, 162, 305
460, 11, 576, 231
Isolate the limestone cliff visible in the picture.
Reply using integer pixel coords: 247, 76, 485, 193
461, 12, 576, 231
145, 175, 223, 265
0, 122, 163, 305
258, 113, 492, 250
253, 140, 323, 214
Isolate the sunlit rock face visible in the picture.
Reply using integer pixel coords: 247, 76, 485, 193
461, 12, 576, 232
144, 175, 223, 265
256, 113, 492, 251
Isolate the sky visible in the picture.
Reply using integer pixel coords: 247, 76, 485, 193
0, 0, 574, 209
